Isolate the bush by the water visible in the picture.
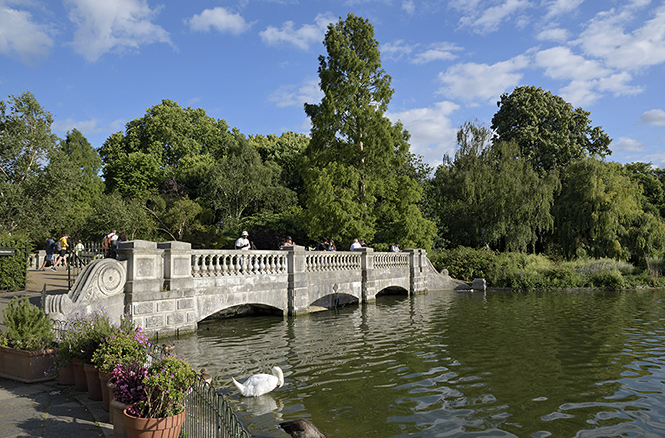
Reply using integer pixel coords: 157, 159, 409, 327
429, 247, 663, 291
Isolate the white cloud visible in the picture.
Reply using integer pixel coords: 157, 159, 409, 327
613, 136, 644, 153
259, 13, 335, 50
381, 40, 414, 61
387, 101, 460, 167
577, 4, 665, 70
459, 0, 532, 34
534, 46, 642, 105
535, 46, 609, 81
638, 109, 665, 126
65, 0, 172, 62
268, 77, 322, 108
0, 4, 53, 63
186, 7, 250, 35
543, 0, 584, 19
536, 27, 569, 42
412, 42, 461, 64
402, 1, 415, 15
52, 117, 99, 137
438, 55, 529, 102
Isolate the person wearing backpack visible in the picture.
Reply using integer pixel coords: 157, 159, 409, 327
103, 229, 118, 258
39, 236, 56, 270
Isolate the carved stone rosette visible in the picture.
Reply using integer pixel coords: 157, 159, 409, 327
44, 258, 127, 324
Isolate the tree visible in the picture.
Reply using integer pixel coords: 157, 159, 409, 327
99, 99, 235, 199
624, 162, 665, 219
56, 129, 105, 236
0, 92, 58, 234
201, 136, 296, 230
491, 86, 612, 173
553, 159, 645, 260
432, 121, 558, 252
249, 131, 309, 196
301, 13, 435, 249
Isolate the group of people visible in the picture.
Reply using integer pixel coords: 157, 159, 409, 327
233, 230, 402, 253
38, 228, 129, 271
39, 234, 86, 270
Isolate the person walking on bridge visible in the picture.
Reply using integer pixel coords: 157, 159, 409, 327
235, 231, 250, 250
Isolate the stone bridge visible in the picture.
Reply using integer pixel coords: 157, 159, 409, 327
44, 240, 468, 338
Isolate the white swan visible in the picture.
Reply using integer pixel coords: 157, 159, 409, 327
232, 366, 284, 397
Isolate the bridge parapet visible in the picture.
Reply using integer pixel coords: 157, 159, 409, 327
305, 252, 361, 272
191, 250, 287, 276
374, 252, 409, 269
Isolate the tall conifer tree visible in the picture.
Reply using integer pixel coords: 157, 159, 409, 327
302, 14, 435, 249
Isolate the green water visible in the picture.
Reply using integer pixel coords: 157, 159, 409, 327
172, 289, 665, 437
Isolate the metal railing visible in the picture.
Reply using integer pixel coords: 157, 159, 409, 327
182, 379, 252, 438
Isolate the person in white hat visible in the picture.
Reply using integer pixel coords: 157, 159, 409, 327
235, 231, 250, 250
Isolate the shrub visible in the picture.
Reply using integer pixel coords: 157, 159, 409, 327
62, 310, 117, 363
429, 246, 497, 281
1, 296, 54, 351
128, 355, 198, 418
0, 237, 30, 291
91, 328, 150, 373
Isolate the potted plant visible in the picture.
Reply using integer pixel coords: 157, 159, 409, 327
111, 360, 149, 431
63, 310, 116, 398
92, 327, 150, 411
0, 296, 56, 383
123, 354, 198, 438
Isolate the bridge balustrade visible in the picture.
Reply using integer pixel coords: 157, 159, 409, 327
374, 252, 410, 269
305, 252, 361, 272
191, 250, 287, 276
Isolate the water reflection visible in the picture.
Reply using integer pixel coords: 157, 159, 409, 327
173, 289, 665, 437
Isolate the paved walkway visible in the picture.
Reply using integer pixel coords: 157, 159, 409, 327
1, 269, 113, 437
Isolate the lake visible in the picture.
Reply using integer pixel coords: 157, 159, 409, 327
171, 288, 665, 437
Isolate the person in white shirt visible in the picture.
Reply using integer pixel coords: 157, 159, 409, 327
350, 238, 362, 251
235, 231, 250, 250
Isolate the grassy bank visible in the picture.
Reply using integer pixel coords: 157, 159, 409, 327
428, 247, 665, 291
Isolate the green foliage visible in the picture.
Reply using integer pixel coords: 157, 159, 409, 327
302, 13, 435, 249
0, 91, 59, 235
429, 247, 497, 280
0, 236, 30, 291
61, 310, 117, 363
202, 136, 296, 228
554, 159, 647, 260
99, 99, 234, 199
432, 121, 559, 252
133, 355, 198, 418
491, 85, 612, 173
91, 328, 150, 373
1, 296, 54, 351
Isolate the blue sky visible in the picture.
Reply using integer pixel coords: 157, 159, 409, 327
2, 0, 665, 169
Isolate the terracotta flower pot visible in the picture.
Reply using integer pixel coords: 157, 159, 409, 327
71, 358, 88, 392
84, 363, 103, 401
58, 363, 75, 385
111, 399, 129, 438
0, 346, 56, 383
123, 408, 186, 438
99, 370, 113, 411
